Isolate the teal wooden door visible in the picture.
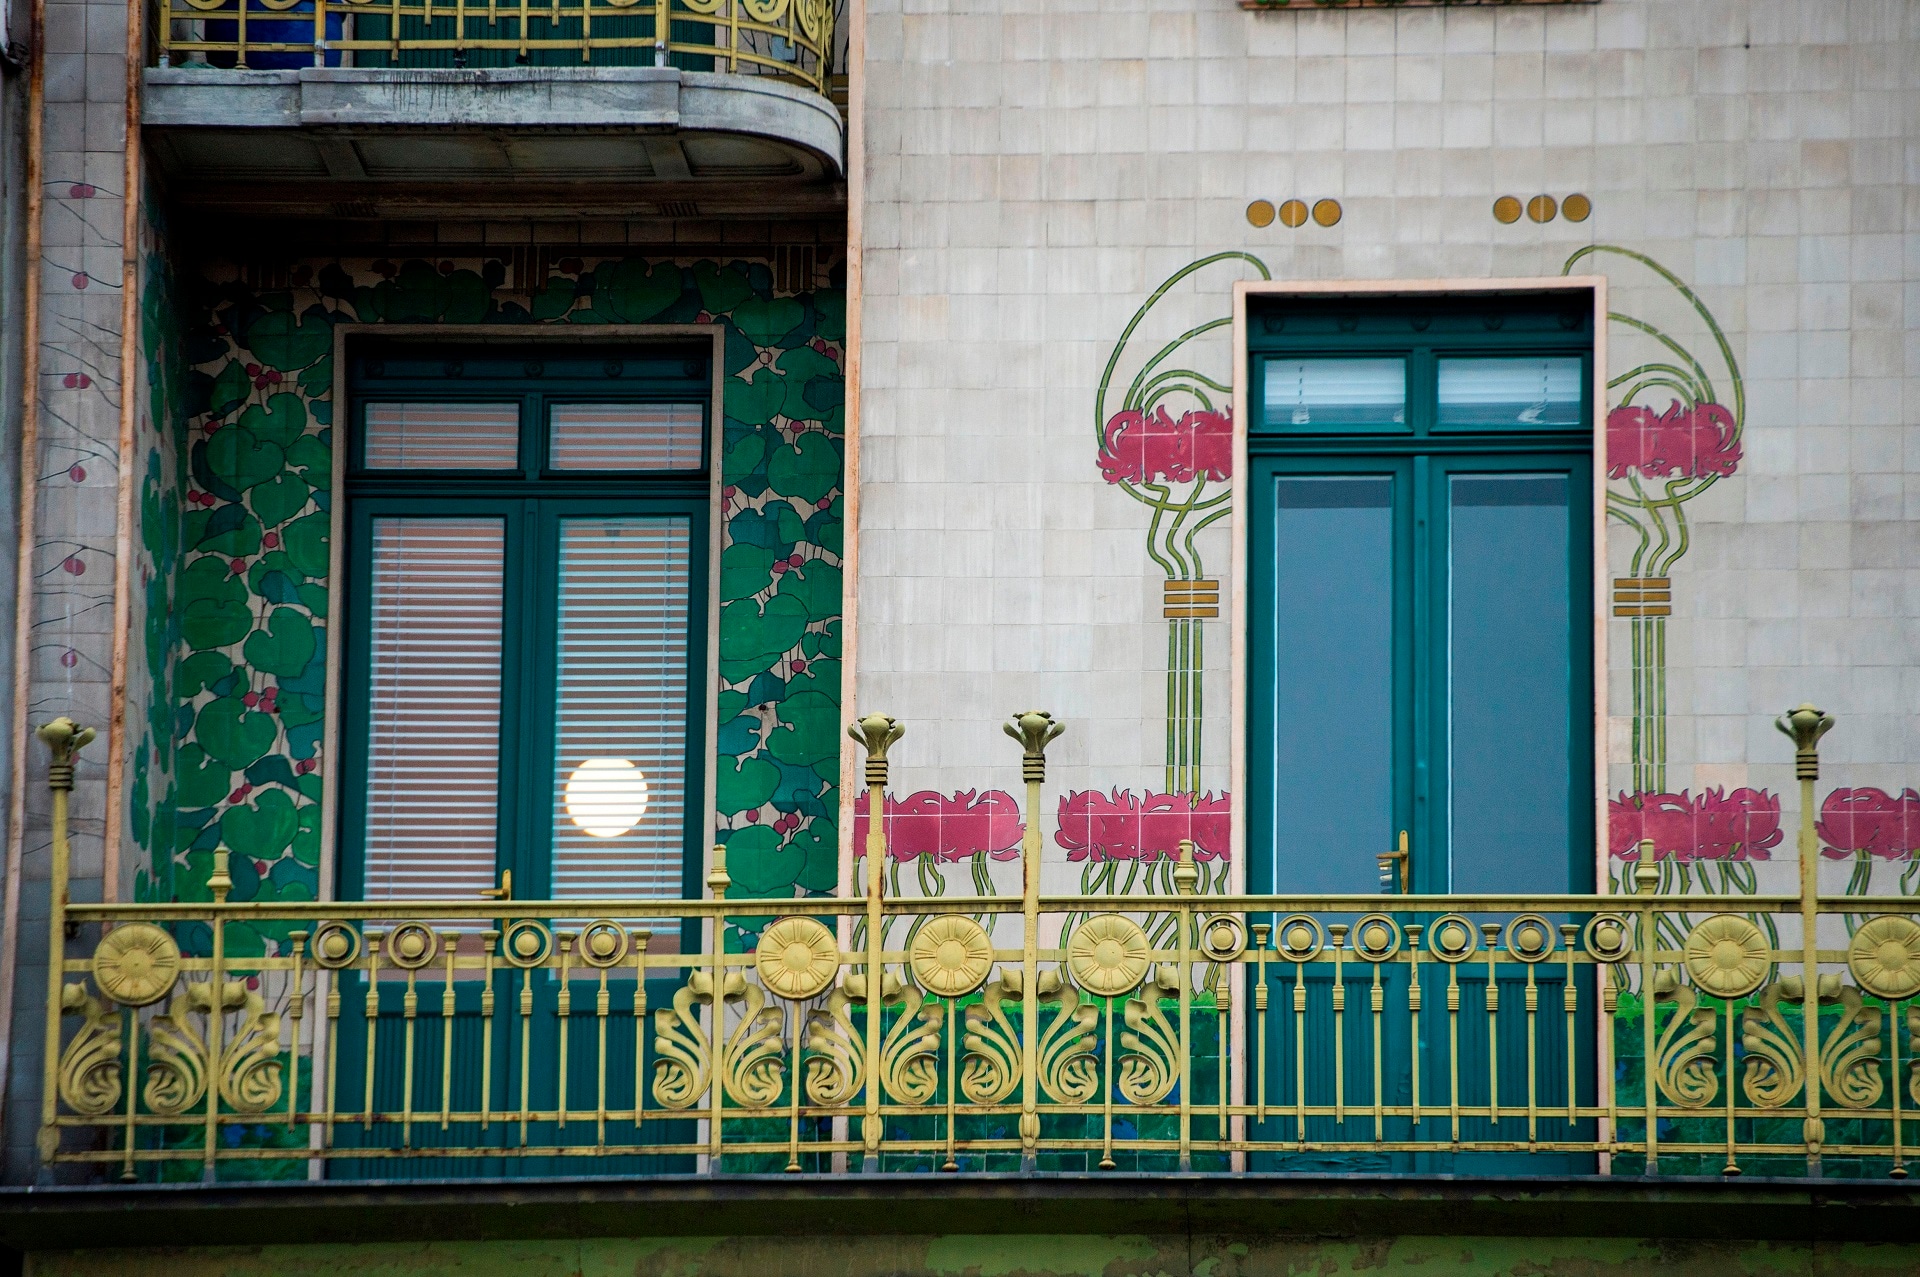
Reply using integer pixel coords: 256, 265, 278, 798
1244, 311, 1598, 1172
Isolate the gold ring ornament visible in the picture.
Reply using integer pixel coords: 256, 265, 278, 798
1504, 914, 1556, 964
91, 923, 181, 1007
501, 919, 553, 969
310, 921, 361, 970
756, 917, 840, 1001
1583, 914, 1633, 964
1198, 914, 1247, 964
1352, 913, 1402, 963
577, 920, 630, 969
1683, 914, 1771, 999
1848, 916, 1920, 1001
1428, 914, 1478, 964
909, 914, 994, 998
1275, 914, 1324, 963
385, 922, 438, 970
1067, 914, 1152, 997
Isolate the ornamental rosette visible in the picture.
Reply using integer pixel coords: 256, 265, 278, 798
1682, 914, 1771, 1000
755, 917, 840, 1001
1067, 914, 1152, 997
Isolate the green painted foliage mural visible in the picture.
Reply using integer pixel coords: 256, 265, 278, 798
138, 254, 846, 954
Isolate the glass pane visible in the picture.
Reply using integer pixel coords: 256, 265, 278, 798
550, 403, 705, 471
1262, 358, 1406, 430
364, 519, 505, 900
364, 403, 519, 469
1437, 357, 1583, 430
551, 517, 693, 898
1448, 474, 1572, 893
1266, 476, 1394, 892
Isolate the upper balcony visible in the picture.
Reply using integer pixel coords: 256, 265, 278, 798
143, 0, 846, 220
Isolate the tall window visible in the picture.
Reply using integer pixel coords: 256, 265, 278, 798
340, 345, 711, 903
1246, 297, 1595, 898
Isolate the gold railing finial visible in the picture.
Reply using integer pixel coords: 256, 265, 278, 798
848, 713, 904, 788
1632, 841, 1659, 895
1003, 710, 1064, 785
36, 717, 96, 791
708, 844, 731, 896
1775, 702, 1834, 781
1174, 839, 1199, 895
209, 846, 233, 904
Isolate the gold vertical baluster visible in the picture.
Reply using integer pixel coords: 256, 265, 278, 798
119, 1004, 139, 1181
401, 964, 419, 1148
581, 0, 590, 64
726, 0, 737, 71
852, 714, 905, 1172
287, 932, 308, 1134
595, 961, 610, 1150
1560, 925, 1579, 1130
455, 0, 466, 61
323, 962, 341, 1146
204, 848, 232, 1180
1482, 923, 1501, 1129
1637, 848, 1660, 1173
786, 999, 803, 1173
1405, 925, 1423, 1130
632, 934, 649, 1134
519, 0, 530, 62
1722, 997, 1740, 1176
312, 0, 326, 68
1892, 994, 1907, 1178
944, 995, 962, 1172
1175, 840, 1198, 1170
557, 935, 574, 1131
1524, 951, 1538, 1150
708, 852, 730, 1168
1777, 704, 1833, 1177
1329, 923, 1347, 1130
1216, 965, 1230, 1156
1251, 924, 1270, 1126
480, 931, 498, 1132
518, 951, 534, 1147
363, 935, 381, 1130
1603, 971, 1619, 1163
1370, 958, 1384, 1143
439, 935, 457, 1131
653, 0, 666, 65
237, 0, 249, 67
1098, 994, 1115, 1171
1006, 711, 1060, 1174
1446, 958, 1461, 1147
1292, 963, 1307, 1150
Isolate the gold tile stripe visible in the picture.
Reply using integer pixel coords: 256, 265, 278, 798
1612, 576, 1671, 618
1165, 580, 1221, 620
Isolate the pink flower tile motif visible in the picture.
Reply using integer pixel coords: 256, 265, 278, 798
1096, 406, 1232, 486
852, 789, 1024, 863
1609, 788, 1782, 863
1817, 788, 1920, 862
1055, 789, 1231, 863
1605, 401, 1740, 480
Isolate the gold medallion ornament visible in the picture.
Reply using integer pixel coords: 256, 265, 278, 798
385, 922, 438, 970
500, 919, 553, 969
909, 914, 994, 998
1583, 913, 1633, 963
1504, 914, 1555, 963
1848, 916, 1920, 1001
1351, 913, 1401, 962
1428, 914, 1477, 963
1198, 915, 1247, 964
756, 917, 840, 1000
1274, 914, 1323, 962
1683, 914, 1771, 999
1068, 914, 1151, 996
310, 921, 361, 970
91, 923, 180, 1007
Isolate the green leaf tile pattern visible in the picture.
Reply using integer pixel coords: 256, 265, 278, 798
135, 255, 845, 951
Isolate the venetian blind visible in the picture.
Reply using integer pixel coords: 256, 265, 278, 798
549, 403, 704, 471
363, 518, 506, 900
363, 403, 520, 469
549, 517, 693, 898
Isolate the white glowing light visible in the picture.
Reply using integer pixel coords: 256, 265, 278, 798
564, 758, 649, 838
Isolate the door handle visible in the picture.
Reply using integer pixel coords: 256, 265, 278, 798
479, 870, 513, 901
1376, 831, 1408, 894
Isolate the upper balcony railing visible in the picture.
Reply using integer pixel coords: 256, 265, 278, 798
155, 0, 837, 97
34, 706, 1920, 1181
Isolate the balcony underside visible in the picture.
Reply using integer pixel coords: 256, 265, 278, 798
144, 68, 845, 220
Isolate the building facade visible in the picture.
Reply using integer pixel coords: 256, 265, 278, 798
0, 0, 1916, 1272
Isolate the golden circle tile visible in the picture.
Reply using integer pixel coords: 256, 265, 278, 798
1246, 199, 1276, 228
1279, 199, 1310, 228
1527, 194, 1558, 223
1311, 198, 1342, 227
1492, 195, 1522, 224
1562, 192, 1592, 222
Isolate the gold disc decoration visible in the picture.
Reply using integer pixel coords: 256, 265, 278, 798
1848, 916, 1920, 1001
756, 917, 840, 1000
1246, 199, 1276, 228
1278, 199, 1309, 228
909, 914, 994, 997
1492, 195, 1522, 224
1199, 914, 1247, 964
1562, 192, 1592, 222
1351, 913, 1401, 962
1504, 914, 1555, 963
310, 921, 361, 970
1428, 914, 1477, 963
1527, 194, 1558, 223
1584, 913, 1633, 964
1683, 914, 1771, 999
1067, 914, 1151, 996
501, 919, 553, 969
1311, 198, 1342, 227
577, 920, 630, 969
91, 923, 181, 1007
1275, 914, 1323, 963
386, 922, 438, 970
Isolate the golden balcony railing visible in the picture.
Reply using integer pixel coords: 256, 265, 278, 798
155, 0, 836, 96
34, 705, 1920, 1180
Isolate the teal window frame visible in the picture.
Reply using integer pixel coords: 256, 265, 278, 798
337, 344, 713, 904
1246, 297, 1597, 897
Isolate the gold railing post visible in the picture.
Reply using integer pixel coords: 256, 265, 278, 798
1777, 702, 1833, 1177
848, 713, 902, 1172
34, 718, 96, 1177
1004, 709, 1062, 1174
1174, 838, 1197, 1170
1633, 838, 1658, 1174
